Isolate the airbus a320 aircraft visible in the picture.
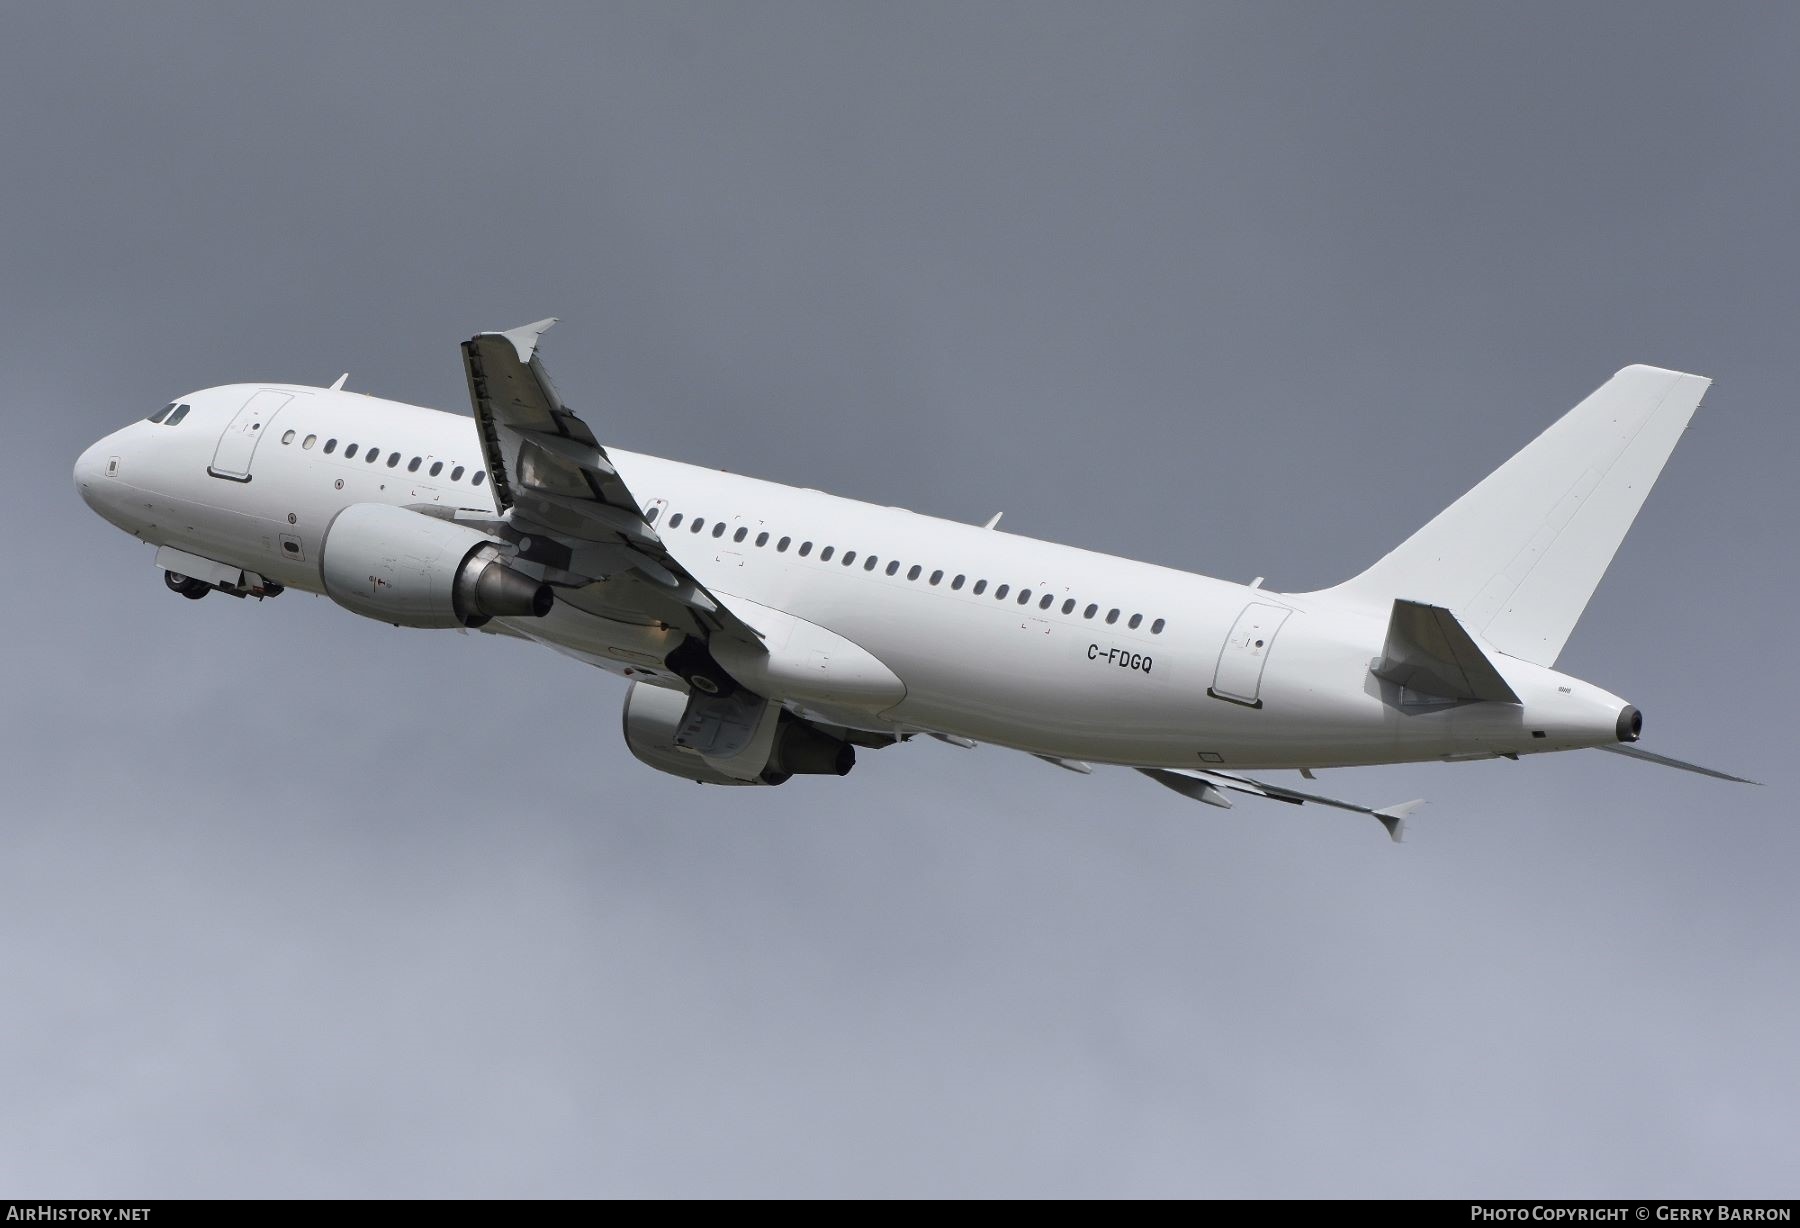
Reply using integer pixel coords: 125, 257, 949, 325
74, 321, 1752, 839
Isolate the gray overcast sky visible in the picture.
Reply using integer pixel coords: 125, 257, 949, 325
3, 3, 1796, 1198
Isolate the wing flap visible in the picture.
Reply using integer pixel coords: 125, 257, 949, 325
460, 319, 765, 651
1141, 767, 1421, 842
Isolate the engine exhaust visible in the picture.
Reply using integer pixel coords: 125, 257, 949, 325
457, 553, 554, 623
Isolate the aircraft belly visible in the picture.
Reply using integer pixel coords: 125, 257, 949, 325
107, 476, 320, 591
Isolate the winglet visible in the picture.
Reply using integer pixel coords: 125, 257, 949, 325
328, 373, 349, 392
1374, 799, 1425, 844
494, 317, 559, 364
982, 512, 1003, 530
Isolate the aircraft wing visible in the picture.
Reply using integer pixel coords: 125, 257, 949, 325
1139, 767, 1423, 842
460, 318, 762, 646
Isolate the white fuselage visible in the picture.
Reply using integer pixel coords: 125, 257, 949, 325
75, 382, 1633, 771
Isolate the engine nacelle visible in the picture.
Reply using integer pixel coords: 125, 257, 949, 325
620, 681, 856, 786
320, 503, 553, 629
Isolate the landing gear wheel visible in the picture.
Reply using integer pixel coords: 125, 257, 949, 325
164, 570, 210, 600
664, 638, 735, 698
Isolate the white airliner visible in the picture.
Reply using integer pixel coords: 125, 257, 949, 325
74, 320, 1752, 839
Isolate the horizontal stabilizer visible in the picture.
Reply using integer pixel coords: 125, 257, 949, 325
1374, 599, 1520, 703
1597, 743, 1760, 785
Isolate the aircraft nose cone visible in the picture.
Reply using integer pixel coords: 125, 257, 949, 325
73, 440, 107, 509
74, 433, 131, 526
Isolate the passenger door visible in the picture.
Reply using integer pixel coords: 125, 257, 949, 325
1210, 603, 1292, 707
209, 389, 293, 481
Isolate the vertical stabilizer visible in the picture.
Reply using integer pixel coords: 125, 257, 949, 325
1312, 365, 1709, 666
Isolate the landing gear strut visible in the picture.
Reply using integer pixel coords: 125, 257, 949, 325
163, 570, 211, 600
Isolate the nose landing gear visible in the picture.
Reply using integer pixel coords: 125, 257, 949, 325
163, 570, 212, 600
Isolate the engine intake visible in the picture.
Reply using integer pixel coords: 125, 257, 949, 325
321, 502, 553, 629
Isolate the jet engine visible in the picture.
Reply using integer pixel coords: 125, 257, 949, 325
621, 681, 856, 786
320, 502, 553, 629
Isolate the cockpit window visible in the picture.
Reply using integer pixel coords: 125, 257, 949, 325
164, 404, 190, 426
147, 403, 174, 424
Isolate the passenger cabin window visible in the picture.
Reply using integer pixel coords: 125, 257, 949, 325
1018, 589, 1032, 604
407, 457, 422, 472
164, 405, 189, 425
324, 439, 338, 454
799, 541, 813, 557
691, 518, 705, 533
734, 527, 748, 543
886, 561, 900, 576
366, 448, 380, 464
1106, 609, 1120, 624
952, 575, 965, 590
712, 522, 726, 538
428, 460, 442, 476
1084, 603, 1097, 619
668, 512, 683, 528
147, 404, 174, 423
777, 536, 791, 552
973, 580, 987, 595
820, 546, 834, 561
386, 452, 401, 468
842, 551, 856, 566
908, 565, 922, 581
1129, 613, 1143, 629
472, 470, 485, 486
930, 570, 943, 586
994, 584, 1009, 600
755, 532, 769, 547
1040, 594, 1054, 610
281, 429, 296, 445
1151, 618, 1166, 635
303, 434, 317, 450
345, 444, 359, 459
1061, 599, 1075, 614
864, 556, 879, 571
645, 506, 660, 522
